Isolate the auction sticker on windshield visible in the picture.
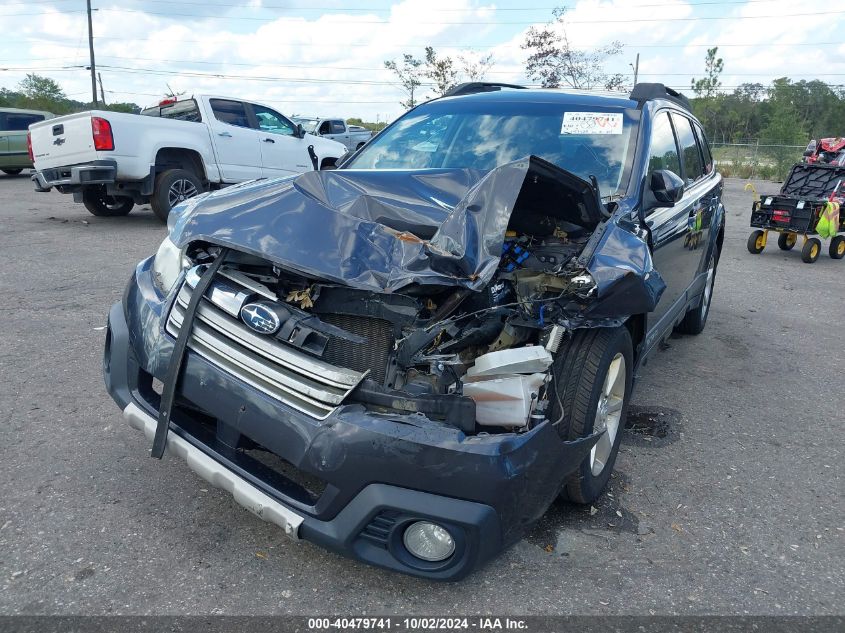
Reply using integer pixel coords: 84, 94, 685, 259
561, 112, 623, 135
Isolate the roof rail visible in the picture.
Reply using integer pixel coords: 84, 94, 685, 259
443, 82, 527, 97
629, 83, 692, 112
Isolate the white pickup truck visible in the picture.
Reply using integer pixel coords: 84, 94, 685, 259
292, 117, 373, 152
29, 95, 346, 221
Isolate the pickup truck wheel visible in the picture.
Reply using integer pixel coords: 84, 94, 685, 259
82, 186, 134, 216
2, 168, 23, 175
150, 169, 203, 222
547, 327, 633, 505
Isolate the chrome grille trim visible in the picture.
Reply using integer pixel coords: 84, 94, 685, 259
166, 279, 367, 420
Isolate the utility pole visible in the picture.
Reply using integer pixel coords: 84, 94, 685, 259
631, 53, 640, 86
98, 72, 106, 106
86, 0, 98, 107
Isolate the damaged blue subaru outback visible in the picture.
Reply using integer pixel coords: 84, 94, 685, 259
104, 83, 724, 580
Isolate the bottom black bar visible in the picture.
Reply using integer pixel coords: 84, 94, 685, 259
0, 615, 840, 633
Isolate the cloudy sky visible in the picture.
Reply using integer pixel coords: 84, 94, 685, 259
2, 0, 844, 121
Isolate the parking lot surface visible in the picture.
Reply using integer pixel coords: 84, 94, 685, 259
0, 172, 842, 615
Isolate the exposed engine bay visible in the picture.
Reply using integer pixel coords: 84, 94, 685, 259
171, 155, 665, 434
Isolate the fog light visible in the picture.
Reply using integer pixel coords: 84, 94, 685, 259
402, 521, 455, 562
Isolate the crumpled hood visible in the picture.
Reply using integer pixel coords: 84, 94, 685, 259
170, 158, 554, 292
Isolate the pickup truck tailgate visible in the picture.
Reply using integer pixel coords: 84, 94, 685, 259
30, 112, 99, 169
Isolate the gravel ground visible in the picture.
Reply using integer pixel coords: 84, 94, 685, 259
0, 173, 842, 615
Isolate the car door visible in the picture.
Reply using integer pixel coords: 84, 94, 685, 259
247, 103, 313, 178
0, 114, 9, 161
330, 120, 351, 150
206, 98, 262, 182
644, 110, 701, 328
671, 113, 718, 290
1, 112, 45, 167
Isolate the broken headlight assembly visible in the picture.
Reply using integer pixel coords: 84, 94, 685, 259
151, 236, 189, 294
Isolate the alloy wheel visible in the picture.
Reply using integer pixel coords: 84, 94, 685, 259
590, 353, 626, 476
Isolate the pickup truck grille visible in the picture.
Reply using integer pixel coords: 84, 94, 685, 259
166, 279, 367, 420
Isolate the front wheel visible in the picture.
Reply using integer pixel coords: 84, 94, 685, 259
829, 235, 845, 259
1, 168, 23, 175
82, 186, 134, 216
801, 237, 821, 263
150, 169, 204, 223
747, 230, 765, 254
548, 327, 633, 504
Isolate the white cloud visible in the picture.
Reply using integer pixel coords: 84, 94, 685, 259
1, 0, 843, 121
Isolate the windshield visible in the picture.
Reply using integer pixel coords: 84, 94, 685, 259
346, 99, 639, 196
293, 117, 319, 133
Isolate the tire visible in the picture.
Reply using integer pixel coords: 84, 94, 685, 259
356, 142, 365, 150
829, 235, 845, 259
676, 245, 719, 335
150, 168, 203, 223
82, 186, 134, 217
777, 232, 797, 251
801, 237, 821, 263
548, 327, 633, 505
746, 230, 765, 254
1, 168, 23, 175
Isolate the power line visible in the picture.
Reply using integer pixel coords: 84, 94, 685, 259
81, 7, 845, 24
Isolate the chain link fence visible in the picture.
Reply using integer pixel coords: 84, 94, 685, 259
710, 141, 805, 181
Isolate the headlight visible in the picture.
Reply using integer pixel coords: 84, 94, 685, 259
402, 521, 455, 562
151, 236, 188, 294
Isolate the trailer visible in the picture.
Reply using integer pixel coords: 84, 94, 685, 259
746, 163, 845, 263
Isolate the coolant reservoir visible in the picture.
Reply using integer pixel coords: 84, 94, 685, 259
463, 373, 547, 428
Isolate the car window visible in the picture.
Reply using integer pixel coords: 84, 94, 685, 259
1, 113, 45, 131
331, 121, 346, 134
347, 102, 639, 197
692, 121, 714, 174
210, 99, 250, 128
252, 105, 295, 136
318, 121, 332, 135
647, 111, 681, 177
143, 99, 201, 123
672, 113, 705, 183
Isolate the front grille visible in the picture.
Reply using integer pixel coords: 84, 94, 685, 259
166, 279, 367, 419
319, 314, 394, 384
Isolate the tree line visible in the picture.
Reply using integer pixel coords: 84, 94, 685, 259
0, 74, 140, 115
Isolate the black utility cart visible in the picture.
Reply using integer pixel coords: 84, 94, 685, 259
747, 163, 845, 263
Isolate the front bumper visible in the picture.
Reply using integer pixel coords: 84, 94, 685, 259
32, 159, 117, 192
103, 258, 597, 579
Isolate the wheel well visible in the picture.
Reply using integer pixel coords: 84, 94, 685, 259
154, 148, 206, 182
625, 313, 646, 362
320, 156, 339, 170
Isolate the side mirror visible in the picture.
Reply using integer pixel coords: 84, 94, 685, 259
650, 169, 685, 206
295, 123, 305, 139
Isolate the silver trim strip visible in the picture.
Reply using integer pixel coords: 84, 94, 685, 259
123, 402, 304, 539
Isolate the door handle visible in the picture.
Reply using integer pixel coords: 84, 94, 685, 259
217, 132, 232, 138
263, 138, 275, 143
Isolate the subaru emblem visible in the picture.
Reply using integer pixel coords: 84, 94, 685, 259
240, 302, 281, 335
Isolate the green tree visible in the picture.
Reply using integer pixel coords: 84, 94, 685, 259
458, 52, 494, 82
522, 8, 624, 90
691, 47, 724, 132
424, 46, 457, 97
384, 54, 424, 110
761, 78, 808, 177
18, 73, 68, 112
